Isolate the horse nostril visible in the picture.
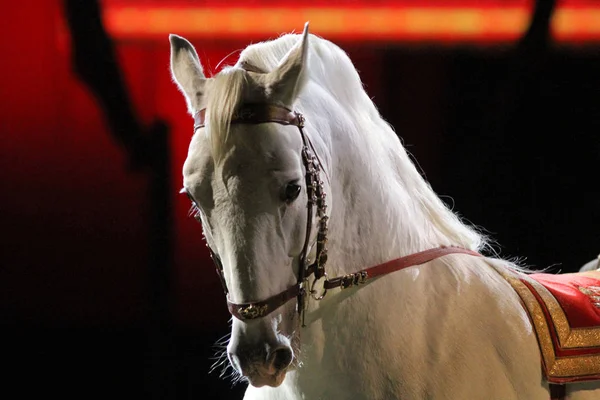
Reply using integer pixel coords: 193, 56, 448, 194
268, 347, 293, 371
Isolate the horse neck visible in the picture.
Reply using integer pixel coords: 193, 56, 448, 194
296, 58, 482, 277
320, 108, 464, 277
329, 145, 417, 272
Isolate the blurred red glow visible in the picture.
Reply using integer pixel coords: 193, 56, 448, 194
101, 1, 600, 43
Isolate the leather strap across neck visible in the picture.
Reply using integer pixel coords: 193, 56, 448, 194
323, 246, 481, 290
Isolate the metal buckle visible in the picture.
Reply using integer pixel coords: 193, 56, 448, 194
310, 273, 329, 300
340, 271, 368, 289
296, 112, 305, 128
238, 304, 268, 319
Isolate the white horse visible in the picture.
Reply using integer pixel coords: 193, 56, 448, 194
170, 25, 600, 399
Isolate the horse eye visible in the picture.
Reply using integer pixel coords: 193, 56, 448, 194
283, 182, 301, 203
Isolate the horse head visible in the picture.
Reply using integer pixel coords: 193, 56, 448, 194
170, 25, 329, 388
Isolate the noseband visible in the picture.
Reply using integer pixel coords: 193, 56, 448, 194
193, 103, 482, 326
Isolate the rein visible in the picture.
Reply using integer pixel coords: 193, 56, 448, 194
193, 103, 481, 325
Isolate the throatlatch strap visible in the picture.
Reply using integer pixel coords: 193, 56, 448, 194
324, 246, 481, 290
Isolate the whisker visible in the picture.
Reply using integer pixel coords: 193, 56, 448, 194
208, 331, 248, 386
187, 204, 199, 217
209, 355, 228, 374
213, 332, 231, 346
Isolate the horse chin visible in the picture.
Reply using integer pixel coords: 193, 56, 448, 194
247, 369, 287, 388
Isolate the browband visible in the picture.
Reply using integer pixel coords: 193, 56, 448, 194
194, 104, 303, 131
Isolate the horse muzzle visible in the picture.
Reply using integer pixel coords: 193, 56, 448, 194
229, 344, 294, 388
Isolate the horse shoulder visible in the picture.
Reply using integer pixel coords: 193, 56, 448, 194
362, 255, 549, 399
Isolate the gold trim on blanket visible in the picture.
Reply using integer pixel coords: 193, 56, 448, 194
490, 264, 600, 381
524, 275, 600, 349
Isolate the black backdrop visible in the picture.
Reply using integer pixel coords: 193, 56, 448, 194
381, 47, 599, 273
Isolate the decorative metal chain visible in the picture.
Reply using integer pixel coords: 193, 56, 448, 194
301, 146, 329, 275
314, 180, 328, 278
300, 135, 330, 314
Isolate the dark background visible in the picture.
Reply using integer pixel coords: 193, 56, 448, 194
1, 1, 598, 399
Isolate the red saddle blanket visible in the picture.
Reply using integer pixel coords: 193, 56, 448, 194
496, 267, 600, 384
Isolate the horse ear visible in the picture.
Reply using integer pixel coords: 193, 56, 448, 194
266, 23, 310, 106
169, 34, 207, 113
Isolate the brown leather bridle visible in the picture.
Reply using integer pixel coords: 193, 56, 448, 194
192, 103, 482, 326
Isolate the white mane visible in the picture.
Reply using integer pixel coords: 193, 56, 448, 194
206, 33, 488, 268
